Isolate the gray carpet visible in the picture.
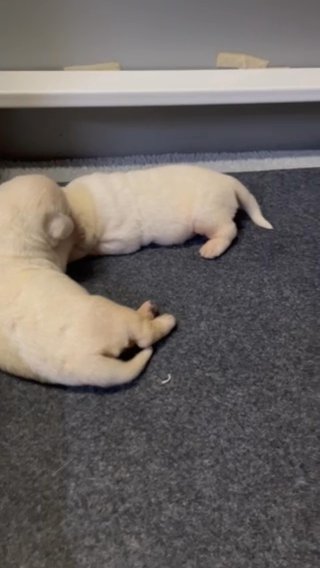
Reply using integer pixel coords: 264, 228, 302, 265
0, 168, 319, 568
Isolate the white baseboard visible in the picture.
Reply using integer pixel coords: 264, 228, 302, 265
1, 68, 320, 108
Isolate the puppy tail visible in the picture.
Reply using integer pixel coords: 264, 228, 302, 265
234, 180, 273, 229
107, 348, 153, 386
71, 348, 154, 388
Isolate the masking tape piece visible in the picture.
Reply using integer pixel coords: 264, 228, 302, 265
216, 52, 269, 69
64, 61, 121, 71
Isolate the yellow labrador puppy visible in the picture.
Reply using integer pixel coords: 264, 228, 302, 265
64, 164, 272, 262
0, 175, 175, 387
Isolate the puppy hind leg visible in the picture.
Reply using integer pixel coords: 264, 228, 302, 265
199, 221, 237, 259
135, 314, 176, 349
126, 302, 159, 350
137, 300, 159, 320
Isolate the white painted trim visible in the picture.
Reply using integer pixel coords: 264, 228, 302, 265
1, 69, 320, 108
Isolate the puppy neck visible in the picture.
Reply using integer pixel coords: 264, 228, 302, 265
63, 181, 101, 261
0, 235, 74, 272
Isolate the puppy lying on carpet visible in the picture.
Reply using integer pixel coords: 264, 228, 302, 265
64, 164, 272, 262
0, 175, 175, 387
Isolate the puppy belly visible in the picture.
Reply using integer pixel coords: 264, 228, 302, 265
152, 224, 193, 247
95, 237, 141, 255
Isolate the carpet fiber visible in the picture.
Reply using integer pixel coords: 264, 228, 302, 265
0, 168, 319, 568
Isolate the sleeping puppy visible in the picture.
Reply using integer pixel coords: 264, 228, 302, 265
0, 175, 175, 387
64, 164, 272, 262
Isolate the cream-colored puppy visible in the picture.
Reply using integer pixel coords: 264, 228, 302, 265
64, 165, 272, 262
0, 175, 175, 387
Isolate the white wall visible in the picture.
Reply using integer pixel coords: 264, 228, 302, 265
1, 0, 319, 70
2, 1, 320, 159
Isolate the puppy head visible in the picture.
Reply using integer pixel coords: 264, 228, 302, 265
0, 174, 75, 256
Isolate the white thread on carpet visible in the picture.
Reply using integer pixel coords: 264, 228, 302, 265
160, 374, 172, 385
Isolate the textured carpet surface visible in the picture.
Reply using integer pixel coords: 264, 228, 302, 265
0, 168, 319, 568
2, 150, 320, 184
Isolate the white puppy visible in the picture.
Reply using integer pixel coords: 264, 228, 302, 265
64, 165, 272, 262
0, 175, 175, 387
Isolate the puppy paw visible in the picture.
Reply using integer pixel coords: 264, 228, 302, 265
148, 301, 159, 317
199, 239, 226, 259
138, 300, 159, 319
159, 314, 176, 333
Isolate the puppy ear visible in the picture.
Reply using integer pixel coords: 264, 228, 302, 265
47, 213, 74, 244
